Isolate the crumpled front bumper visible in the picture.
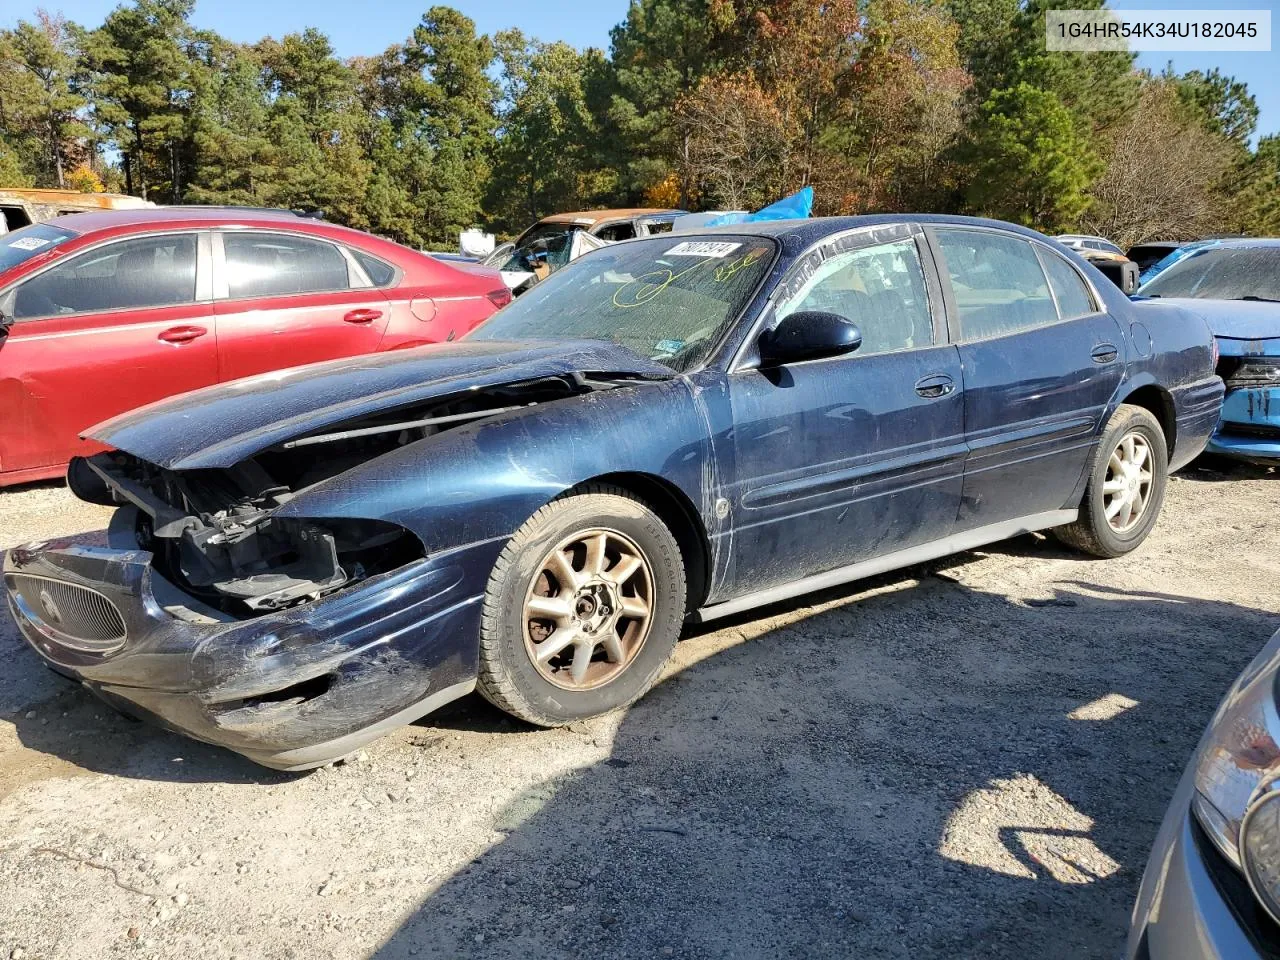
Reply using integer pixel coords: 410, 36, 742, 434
3, 532, 504, 769
1206, 385, 1280, 462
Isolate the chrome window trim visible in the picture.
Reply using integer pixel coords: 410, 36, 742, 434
1, 228, 208, 324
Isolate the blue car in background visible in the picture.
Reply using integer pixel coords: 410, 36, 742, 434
1138, 238, 1280, 463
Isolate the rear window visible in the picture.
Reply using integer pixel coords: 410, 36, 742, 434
0, 223, 78, 274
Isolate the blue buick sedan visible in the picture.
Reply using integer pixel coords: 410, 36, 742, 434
4, 215, 1224, 768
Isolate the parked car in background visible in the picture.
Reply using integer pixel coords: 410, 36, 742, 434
1139, 239, 1218, 285
1137, 238, 1280, 463
1128, 624, 1280, 960
1056, 233, 1126, 256
0, 207, 509, 486
485, 208, 685, 293
1055, 234, 1141, 294
2, 215, 1222, 769
0, 188, 154, 234
1127, 240, 1187, 274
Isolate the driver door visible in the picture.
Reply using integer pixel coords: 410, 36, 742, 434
722, 229, 966, 595
0, 231, 217, 477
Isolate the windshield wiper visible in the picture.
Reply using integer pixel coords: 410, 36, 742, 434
1236, 296, 1280, 303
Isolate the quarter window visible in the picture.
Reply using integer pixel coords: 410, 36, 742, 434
223, 233, 350, 299
12, 233, 196, 319
777, 239, 934, 355
1039, 249, 1096, 320
352, 250, 396, 287
936, 230, 1058, 340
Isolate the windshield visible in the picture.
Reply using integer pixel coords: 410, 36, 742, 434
470, 235, 776, 371
0, 223, 78, 274
1139, 245, 1280, 301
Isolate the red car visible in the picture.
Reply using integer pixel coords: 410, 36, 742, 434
0, 208, 510, 486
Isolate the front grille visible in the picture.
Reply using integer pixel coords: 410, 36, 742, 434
8, 574, 127, 652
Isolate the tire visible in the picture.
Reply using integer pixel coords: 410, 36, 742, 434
476, 484, 686, 726
1054, 403, 1169, 558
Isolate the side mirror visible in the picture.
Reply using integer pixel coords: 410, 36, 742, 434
758, 311, 862, 367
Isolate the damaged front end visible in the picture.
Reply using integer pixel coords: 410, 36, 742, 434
71, 452, 423, 615
4, 366, 643, 768
69, 370, 620, 616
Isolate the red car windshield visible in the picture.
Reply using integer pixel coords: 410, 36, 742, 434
0, 223, 78, 274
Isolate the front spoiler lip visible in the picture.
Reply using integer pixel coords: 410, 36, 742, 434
3, 536, 502, 768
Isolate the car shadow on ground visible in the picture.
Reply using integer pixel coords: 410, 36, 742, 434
370, 567, 1277, 960
1177, 455, 1276, 483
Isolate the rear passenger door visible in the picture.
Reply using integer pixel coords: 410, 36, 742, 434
212, 230, 390, 382
930, 227, 1125, 529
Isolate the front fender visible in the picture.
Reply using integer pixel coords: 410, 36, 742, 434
274, 376, 727, 557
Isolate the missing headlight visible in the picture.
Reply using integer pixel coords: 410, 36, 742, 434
151, 515, 425, 616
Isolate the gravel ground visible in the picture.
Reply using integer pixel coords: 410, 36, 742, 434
0, 460, 1277, 960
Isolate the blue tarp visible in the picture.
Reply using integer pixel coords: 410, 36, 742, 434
705, 187, 813, 227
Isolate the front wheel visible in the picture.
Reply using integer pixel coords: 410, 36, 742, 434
476, 485, 686, 726
1054, 403, 1169, 558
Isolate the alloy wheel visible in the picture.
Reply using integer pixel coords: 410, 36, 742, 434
522, 528, 654, 690
1102, 431, 1154, 533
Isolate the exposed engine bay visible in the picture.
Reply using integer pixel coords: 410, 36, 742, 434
71, 373, 631, 616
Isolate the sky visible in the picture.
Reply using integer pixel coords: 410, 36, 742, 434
6, 0, 1280, 138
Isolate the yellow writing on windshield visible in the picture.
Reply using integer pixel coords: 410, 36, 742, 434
612, 259, 713, 309
714, 249, 763, 284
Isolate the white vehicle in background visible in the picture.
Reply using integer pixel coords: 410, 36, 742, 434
1055, 234, 1125, 256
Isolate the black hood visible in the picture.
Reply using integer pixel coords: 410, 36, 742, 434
86, 339, 672, 470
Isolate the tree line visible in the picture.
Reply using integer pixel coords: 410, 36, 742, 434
2, 0, 1278, 248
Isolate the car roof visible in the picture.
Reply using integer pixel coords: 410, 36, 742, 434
1183, 237, 1280, 248
538, 208, 683, 225
46, 207, 319, 233
679, 214, 1061, 247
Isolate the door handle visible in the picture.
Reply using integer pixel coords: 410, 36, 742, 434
1091, 343, 1119, 364
914, 374, 955, 399
343, 308, 383, 324
158, 325, 208, 344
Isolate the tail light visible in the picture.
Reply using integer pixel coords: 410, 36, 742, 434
486, 287, 512, 310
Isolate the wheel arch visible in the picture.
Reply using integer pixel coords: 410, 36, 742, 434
583, 470, 713, 615
1116, 381, 1176, 457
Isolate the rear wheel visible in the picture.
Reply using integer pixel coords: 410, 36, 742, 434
1054, 404, 1168, 558
477, 485, 685, 726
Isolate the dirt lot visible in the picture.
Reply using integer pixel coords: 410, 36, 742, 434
0, 460, 1277, 960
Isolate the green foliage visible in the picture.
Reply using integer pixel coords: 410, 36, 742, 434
485, 31, 615, 233
965, 82, 1099, 230
80, 0, 195, 199
1235, 135, 1280, 235
0, 0, 1271, 246
1174, 67, 1259, 148
0, 13, 90, 188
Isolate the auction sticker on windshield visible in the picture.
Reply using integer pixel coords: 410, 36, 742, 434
664, 241, 741, 258
7, 237, 50, 251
